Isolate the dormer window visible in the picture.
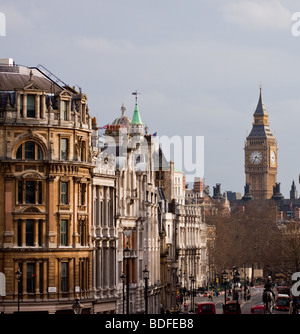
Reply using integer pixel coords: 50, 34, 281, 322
27, 95, 35, 118
20, 94, 36, 118
61, 100, 68, 121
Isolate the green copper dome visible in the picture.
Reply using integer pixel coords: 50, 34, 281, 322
131, 103, 143, 125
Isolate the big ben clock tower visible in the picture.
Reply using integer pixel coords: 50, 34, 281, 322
244, 87, 277, 200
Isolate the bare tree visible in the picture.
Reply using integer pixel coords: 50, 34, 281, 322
208, 201, 281, 278
277, 221, 300, 276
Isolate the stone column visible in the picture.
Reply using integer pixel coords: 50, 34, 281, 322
16, 92, 21, 118
21, 219, 26, 247
40, 94, 46, 119
33, 219, 39, 246
23, 94, 27, 119
35, 94, 40, 119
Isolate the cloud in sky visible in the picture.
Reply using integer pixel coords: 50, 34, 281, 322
220, 0, 292, 30
1, 0, 300, 196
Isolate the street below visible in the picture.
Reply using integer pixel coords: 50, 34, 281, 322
181, 287, 290, 314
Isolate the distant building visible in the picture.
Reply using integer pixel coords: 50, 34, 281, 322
174, 168, 185, 205
244, 87, 277, 200
224, 191, 242, 202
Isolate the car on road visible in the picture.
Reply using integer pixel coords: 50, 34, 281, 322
277, 286, 290, 296
251, 303, 265, 314
276, 294, 290, 311
194, 302, 216, 314
223, 301, 241, 314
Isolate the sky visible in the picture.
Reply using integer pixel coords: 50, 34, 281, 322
1, 0, 300, 197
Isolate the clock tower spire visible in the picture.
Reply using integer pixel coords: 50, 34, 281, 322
244, 86, 277, 200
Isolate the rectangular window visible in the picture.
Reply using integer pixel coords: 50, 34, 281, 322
81, 142, 86, 161
81, 184, 86, 205
38, 219, 43, 246
79, 221, 86, 246
25, 141, 35, 159
25, 181, 35, 204
17, 219, 22, 246
62, 100, 68, 121
61, 182, 68, 204
27, 95, 35, 118
61, 220, 68, 246
61, 262, 68, 293
39, 263, 43, 293
18, 181, 23, 204
19, 180, 43, 205
27, 263, 35, 293
38, 181, 42, 204
26, 219, 34, 246
80, 222, 84, 246
61, 138, 68, 160
20, 94, 23, 117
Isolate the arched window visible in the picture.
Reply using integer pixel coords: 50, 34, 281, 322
16, 141, 43, 160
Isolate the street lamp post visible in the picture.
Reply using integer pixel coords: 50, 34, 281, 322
189, 275, 195, 313
143, 265, 149, 314
123, 229, 132, 314
73, 295, 84, 314
232, 266, 240, 314
15, 268, 22, 313
123, 246, 131, 314
120, 272, 125, 314
222, 269, 228, 309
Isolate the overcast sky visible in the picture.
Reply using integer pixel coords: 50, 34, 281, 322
1, 0, 300, 197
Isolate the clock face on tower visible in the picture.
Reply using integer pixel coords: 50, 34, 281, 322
270, 150, 276, 165
250, 151, 262, 165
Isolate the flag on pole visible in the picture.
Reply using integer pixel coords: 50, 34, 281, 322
99, 124, 109, 129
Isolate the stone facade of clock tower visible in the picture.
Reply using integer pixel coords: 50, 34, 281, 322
244, 88, 277, 200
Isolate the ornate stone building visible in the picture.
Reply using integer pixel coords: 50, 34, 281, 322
174, 203, 207, 291
91, 125, 117, 313
0, 59, 94, 313
0, 58, 209, 314
101, 101, 161, 314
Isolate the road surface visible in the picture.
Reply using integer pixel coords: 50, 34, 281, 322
183, 287, 289, 314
